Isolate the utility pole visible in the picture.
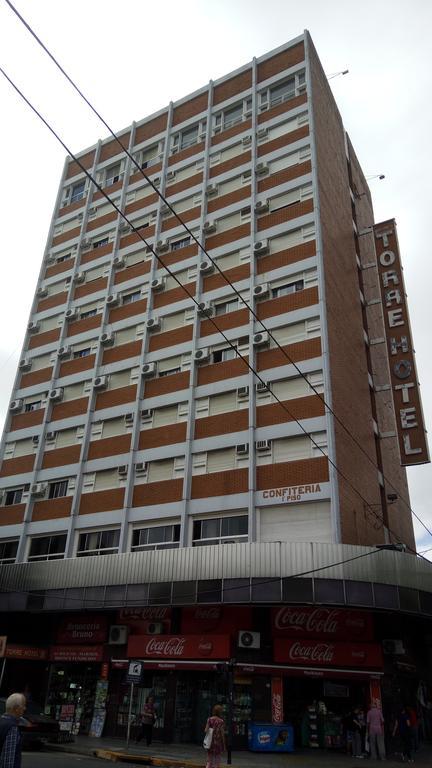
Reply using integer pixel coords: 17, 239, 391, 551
226, 658, 235, 765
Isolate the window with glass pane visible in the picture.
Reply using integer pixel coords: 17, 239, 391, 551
212, 347, 237, 363
25, 401, 41, 413
224, 103, 243, 128
48, 480, 68, 499
73, 348, 91, 358
193, 515, 248, 545
171, 237, 191, 251
132, 525, 180, 551
215, 299, 238, 316
105, 164, 121, 185
0, 540, 18, 564
122, 291, 141, 305
159, 367, 181, 377
270, 77, 295, 105
93, 238, 109, 249
221, 516, 248, 537
180, 125, 199, 149
77, 528, 120, 556
271, 280, 304, 298
28, 534, 67, 562
70, 181, 85, 203
80, 309, 97, 319
4, 489, 23, 506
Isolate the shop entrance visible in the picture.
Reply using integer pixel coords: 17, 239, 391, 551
45, 663, 100, 735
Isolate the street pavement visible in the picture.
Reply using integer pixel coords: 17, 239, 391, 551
44, 735, 432, 767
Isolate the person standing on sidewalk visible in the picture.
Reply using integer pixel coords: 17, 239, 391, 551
136, 695, 156, 747
393, 706, 414, 763
0, 693, 26, 768
204, 704, 226, 768
367, 698, 386, 761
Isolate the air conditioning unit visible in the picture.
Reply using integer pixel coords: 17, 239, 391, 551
46, 431, 56, 442
383, 639, 405, 655
254, 199, 269, 214
253, 240, 269, 256
236, 444, 249, 456
203, 221, 216, 234
118, 465, 128, 476
238, 630, 260, 649
253, 331, 270, 347
37, 286, 48, 298
151, 277, 166, 291
198, 301, 213, 317
108, 625, 128, 645
206, 183, 218, 196
19, 358, 32, 371
242, 170, 252, 181
160, 203, 170, 215
113, 255, 125, 268
124, 413, 134, 425
80, 237, 91, 249
256, 439, 271, 452
142, 362, 157, 378
135, 461, 148, 474
27, 321, 40, 333
259, 101, 269, 112
45, 253, 56, 265
32, 435, 39, 445
237, 386, 249, 399
146, 317, 161, 331
155, 239, 169, 253
58, 345, 71, 359
65, 308, 78, 320
147, 622, 164, 635
253, 283, 269, 298
73, 272, 85, 284
257, 128, 268, 139
166, 171, 176, 182
255, 162, 269, 176
141, 409, 153, 421
30, 482, 47, 498
106, 293, 119, 306
119, 221, 130, 233
93, 375, 108, 390
256, 381, 269, 394
101, 331, 115, 346
49, 388, 64, 402
242, 135, 252, 146
9, 399, 23, 413
200, 260, 214, 274
153, 176, 161, 187
194, 348, 210, 363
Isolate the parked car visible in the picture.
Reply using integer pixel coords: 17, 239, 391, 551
0, 698, 60, 748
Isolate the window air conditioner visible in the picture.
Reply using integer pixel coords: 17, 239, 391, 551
101, 332, 115, 346
203, 221, 216, 234
147, 622, 164, 635
93, 375, 108, 390
46, 431, 56, 442
254, 199, 269, 214
253, 331, 270, 347
113, 256, 125, 268
256, 381, 269, 393
65, 308, 78, 320
197, 301, 213, 317
199, 260, 214, 274
153, 176, 161, 187
37, 286, 48, 298
32, 435, 39, 445
80, 237, 91, 249
257, 128, 268, 140
73, 272, 85, 284
242, 135, 252, 146
106, 293, 119, 306
253, 283, 269, 298
58, 345, 71, 359
141, 409, 153, 421
383, 639, 405, 655
253, 240, 269, 256
156, 239, 169, 253
119, 221, 130, 233
9, 399, 23, 413
27, 321, 40, 333
19, 358, 32, 371
48, 388, 64, 402
142, 362, 157, 378
118, 465, 128, 476
135, 461, 148, 474
206, 183, 218, 197
124, 413, 134, 425
238, 631, 260, 649
237, 386, 249, 399
255, 162, 269, 176
151, 277, 166, 291
30, 482, 47, 498
108, 625, 129, 645
45, 254, 56, 265
256, 439, 271, 452
193, 348, 210, 363
166, 171, 176, 182
146, 317, 161, 331
236, 444, 249, 456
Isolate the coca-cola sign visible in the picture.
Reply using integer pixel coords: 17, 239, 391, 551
271, 677, 283, 724
274, 638, 383, 669
128, 634, 231, 660
272, 607, 373, 640
118, 608, 171, 622
181, 606, 252, 634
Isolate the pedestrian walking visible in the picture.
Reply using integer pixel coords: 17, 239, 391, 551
0, 693, 26, 768
393, 706, 414, 763
136, 695, 156, 747
204, 704, 226, 768
367, 698, 386, 761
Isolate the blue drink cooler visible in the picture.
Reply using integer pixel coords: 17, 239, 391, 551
248, 722, 294, 752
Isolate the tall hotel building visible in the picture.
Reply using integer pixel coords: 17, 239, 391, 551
0, 32, 430, 745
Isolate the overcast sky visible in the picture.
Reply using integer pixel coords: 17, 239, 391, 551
0, 0, 430, 553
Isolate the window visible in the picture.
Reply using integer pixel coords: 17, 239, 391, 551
0, 540, 18, 565
212, 346, 237, 363
93, 237, 109, 249
260, 70, 306, 109
215, 299, 239, 316
24, 401, 42, 413
48, 480, 68, 499
271, 279, 304, 298
192, 515, 248, 546
122, 291, 141, 305
105, 163, 122, 186
28, 534, 67, 562
180, 125, 198, 149
214, 98, 252, 131
159, 366, 181, 377
73, 348, 91, 358
56, 253, 72, 263
135, 143, 161, 169
80, 308, 97, 319
4, 489, 23, 506
77, 529, 120, 557
70, 181, 85, 203
171, 236, 191, 251
131, 524, 180, 552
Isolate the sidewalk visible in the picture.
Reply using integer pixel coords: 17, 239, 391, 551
46, 734, 432, 767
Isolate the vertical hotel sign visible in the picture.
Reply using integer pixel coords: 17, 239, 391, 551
374, 219, 429, 465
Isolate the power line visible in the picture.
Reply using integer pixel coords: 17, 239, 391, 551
0, 65, 425, 557
5, 0, 430, 544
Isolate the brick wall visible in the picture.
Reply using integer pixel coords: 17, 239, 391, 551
42, 445, 81, 469
102, 340, 142, 365
0, 455, 35, 477
257, 456, 328, 489
79, 488, 125, 515
191, 468, 248, 498
20, 367, 53, 388
256, 394, 325, 427
213, 69, 252, 104
87, 434, 131, 460
139, 422, 187, 450
59, 355, 96, 378
51, 397, 88, 420
132, 479, 183, 506
28, 328, 61, 350
257, 286, 319, 320
95, 384, 137, 411
66, 150, 95, 180
32, 496, 73, 521
194, 410, 248, 439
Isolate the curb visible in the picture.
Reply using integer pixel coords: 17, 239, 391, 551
95, 750, 203, 767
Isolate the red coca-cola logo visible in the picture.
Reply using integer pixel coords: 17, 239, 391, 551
288, 642, 335, 663
198, 641, 213, 656
194, 608, 221, 620
272, 693, 283, 723
274, 607, 367, 636
145, 637, 186, 657
120, 607, 169, 621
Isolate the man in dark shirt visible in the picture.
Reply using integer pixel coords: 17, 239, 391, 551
0, 693, 26, 768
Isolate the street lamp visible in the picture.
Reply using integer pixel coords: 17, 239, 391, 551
375, 543, 406, 552
327, 69, 349, 80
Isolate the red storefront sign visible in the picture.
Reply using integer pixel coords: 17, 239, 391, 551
271, 677, 284, 724
128, 634, 231, 660
274, 639, 383, 669
49, 645, 104, 663
272, 607, 373, 640
181, 606, 252, 634
56, 614, 108, 644
118, 608, 171, 622
5, 645, 48, 661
